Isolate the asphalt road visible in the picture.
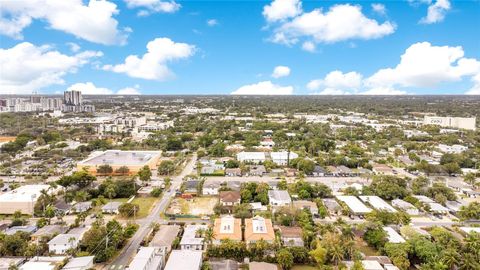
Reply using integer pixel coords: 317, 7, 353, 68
107, 154, 197, 270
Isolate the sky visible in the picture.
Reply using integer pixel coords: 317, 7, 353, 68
0, 0, 479, 96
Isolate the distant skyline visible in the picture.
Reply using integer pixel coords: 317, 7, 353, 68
0, 0, 479, 95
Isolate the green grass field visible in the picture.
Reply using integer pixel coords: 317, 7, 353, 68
112, 197, 159, 219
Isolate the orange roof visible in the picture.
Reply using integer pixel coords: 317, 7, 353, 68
0, 136, 16, 143
213, 216, 242, 241
244, 216, 275, 242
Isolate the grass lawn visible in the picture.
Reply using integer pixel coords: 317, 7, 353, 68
292, 265, 318, 270
354, 237, 379, 256
112, 197, 159, 219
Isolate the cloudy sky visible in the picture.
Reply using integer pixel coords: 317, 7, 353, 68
0, 0, 479, 95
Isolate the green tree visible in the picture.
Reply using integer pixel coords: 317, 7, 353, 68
277, 249, 294, 270
158, 160, 175, 175
97, 164, 113, 175
118, 203, 140, 218
138, 165, 152, 182
309, 241, 328, 267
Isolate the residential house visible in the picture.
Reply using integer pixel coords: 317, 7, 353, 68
203, 182, 221, 195
249, 165, 266, 176
209, 259, 239, 270
127, 246, 166, 270
322, 198, 342, 216
225, 168, 242, 177
391, 199, 419, 215
249, 262, 278, 270
62, 256, 94, 270
271, 151, 298, 166
359, 196, 397, 213
244, 216, 275, 244
48, 234, 80, 254
184, 180, 200, 194
278, 226, 304, 247
31, 225, 68, 243
150, 225, 180, 252
268, 190, 291, 207
293, 200, 319, 216
71, 202, 92, 213
164, 250, 202, 270
180, 224, 208, 251
310, 166, 326, 177
5, 225, 37, 235
102, 202, 122, 214
371, 164, 394, 175
236, 152, 266, 164
213, 215, 242, 244
219, 191, 241, 208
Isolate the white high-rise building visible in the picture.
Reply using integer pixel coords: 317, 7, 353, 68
64, 90, 82, 106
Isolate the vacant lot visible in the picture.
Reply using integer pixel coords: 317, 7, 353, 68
112, 197, 159, 219
167, 196, 217, 216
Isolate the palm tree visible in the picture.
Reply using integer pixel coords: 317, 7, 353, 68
204, 227, 215, 247
341, 225, 355, 241
441, 248, 460, 270
330, 244, 344, 269
459, 253, 480, 270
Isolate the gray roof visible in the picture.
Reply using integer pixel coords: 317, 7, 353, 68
80, 150, 161, 166
32, 225, 68, 238
164, 250, 203, 270
62, 256, 94, 269
5, 225, 37, 235
268, 190, 291, 202
102, 201, 122, 211
210, 259, 239, 270
150, 225, 180, 249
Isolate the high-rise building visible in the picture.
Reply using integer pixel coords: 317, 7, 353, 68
64, 90, 82, 106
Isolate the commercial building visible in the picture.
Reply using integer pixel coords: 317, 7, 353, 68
423, 116, 476, 130
164, 250, 202, 270
0, 184, 52, 215
77, 150, 161, 175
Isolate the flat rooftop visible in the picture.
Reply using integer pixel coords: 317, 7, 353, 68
164, 250, 202, 270
0, 184, 50, 202
336, 195, 372, 214
79, 150, 161, 166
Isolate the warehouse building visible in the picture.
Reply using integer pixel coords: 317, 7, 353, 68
0, 185, 53, 215
77, 150, 161, 175
423, 116, 476, 130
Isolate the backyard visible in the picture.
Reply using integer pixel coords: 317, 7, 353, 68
167, 196, 217, 216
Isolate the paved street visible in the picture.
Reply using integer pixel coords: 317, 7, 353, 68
107, 154, 197, 269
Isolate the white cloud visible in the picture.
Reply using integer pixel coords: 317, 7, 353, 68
0, 42, 102, 94
67, 82, 113, 95
307, 71, 362, 91
359, 87, 407, 95
0, 0, 128, 45
371, 3, 387, 15
272, 65, 291, 78
311, 88, 350, 95
124, 0, 180, 16
67, 42, 81, 53
301, 41, 316, 52
420, 0, 451, 24
366, 42, 480, 89
268, 3, 395, 47
308, 42, 480, 95
465, 73, 480, 95
207, 19, 218, 26
263, 0, 302, 22
117, 86, 142, 95
67, 82, 143, 95
103, 37, 196, 80
231, 81, 293, 95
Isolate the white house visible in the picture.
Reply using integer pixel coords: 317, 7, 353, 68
48, 234, 79, 254
236, 152, 266, 164
268, 190, 291, 206
392, 199, 419, 215
180, 225, 208, 251
164, 250, 202, 270
127, 246, 166, 270
62, 256, 94, 270
270, 151, 298, 166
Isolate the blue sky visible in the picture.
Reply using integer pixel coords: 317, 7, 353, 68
0, 0, 479, 95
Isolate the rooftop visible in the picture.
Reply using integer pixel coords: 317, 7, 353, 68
164, 250, 203, 270
359, 196, 397, 213
79, 150, 161, 166
0, 184, 51, 203
62, 256, 94, 270
336, 196, 372, 214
